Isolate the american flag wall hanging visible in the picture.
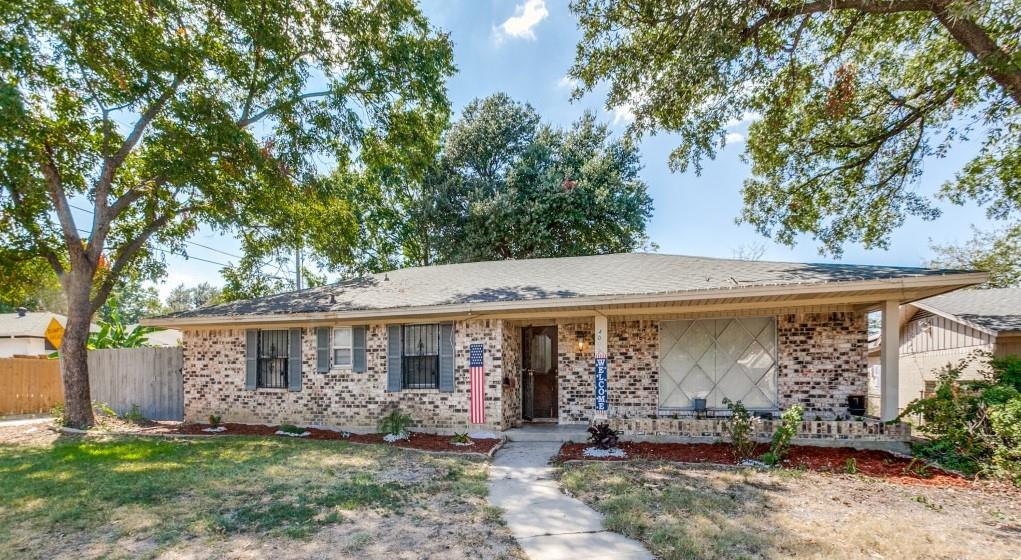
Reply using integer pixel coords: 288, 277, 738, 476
469, 343, 485, 424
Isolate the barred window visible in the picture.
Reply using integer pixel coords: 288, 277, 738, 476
257, 330, 289, 388
402, 324, 439, 389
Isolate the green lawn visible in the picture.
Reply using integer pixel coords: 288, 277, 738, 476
0, 433, 520, 559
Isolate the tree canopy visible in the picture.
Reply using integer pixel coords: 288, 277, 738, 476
569, 0, 1021, 255
0, 0, 453, 426
929, 223, 1021, 288
350, 93, 654, 269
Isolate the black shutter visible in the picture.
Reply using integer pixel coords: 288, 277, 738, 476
316, 327, 330, 373
288, 328, 302, 391
353, 325, 367, 373
438, 323, 454, 393
245, 329, 258, 390
387, 325, 402, 392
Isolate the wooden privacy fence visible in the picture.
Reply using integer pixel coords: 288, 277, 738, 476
83, 347, 184, 421
0, 347, 184, 420
0, 357, 63, 416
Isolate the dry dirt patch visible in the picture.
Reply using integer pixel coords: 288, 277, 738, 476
560, 461, 1021, 560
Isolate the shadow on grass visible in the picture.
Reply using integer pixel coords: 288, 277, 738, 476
0, 435, 413, 545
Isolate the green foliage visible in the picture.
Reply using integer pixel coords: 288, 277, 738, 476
277, 424, 305, 435
929, 223, 1021, 288
93, 402, 117, 418
0, 256, 66, 313
449, 432, 472, 444
350, 93, 654, 270
0, 0, 453, 426
50, 402, 66, 426
377, 409, 413, 436
122, 404, 145, 424
722, 398, 757, 462
569, 1, 1021, 256
98, 274, 163, 324
164, 282, 222, 313
901, 353, 1021, 483
587, 423, 620, 450
208, 414, 222, 428
844, 457, 858, 475
87, 309, 161, 349
762, 405, 803, 466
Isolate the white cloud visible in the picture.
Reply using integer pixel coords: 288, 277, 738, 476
493, 0, 548, 43
557, 75, 580, 90
725, 111, 761, 128
725, 132, 745, 145
611, 102, 636, 125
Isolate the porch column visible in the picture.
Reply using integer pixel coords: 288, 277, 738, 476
593, 314, 608, 420
880, 299, 900, 421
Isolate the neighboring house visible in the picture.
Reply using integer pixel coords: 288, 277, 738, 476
130, 325, 183, 347
144, 253, 984, 441
869, 288, 1021, 414
0, 309, 70, 357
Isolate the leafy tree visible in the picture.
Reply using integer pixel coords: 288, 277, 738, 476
355, 93, 654, 267
0, 0, 453, 426
98, 274, 162, 324
569, 0, 1021, 255
929, 223, 1021, 288
0, 255, 66, 313
163, 282, 222, 313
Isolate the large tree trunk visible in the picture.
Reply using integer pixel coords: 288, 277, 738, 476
60, 273, 95, 428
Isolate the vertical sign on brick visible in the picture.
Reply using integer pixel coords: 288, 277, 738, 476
594, 315, 608, 420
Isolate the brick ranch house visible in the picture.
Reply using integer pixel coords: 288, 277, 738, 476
144, 253, 985, 447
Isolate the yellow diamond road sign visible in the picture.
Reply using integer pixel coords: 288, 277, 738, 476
44, 317, 64, 350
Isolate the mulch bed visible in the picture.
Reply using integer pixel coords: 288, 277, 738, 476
144, 422, 502, 454
558, 441, 969, 487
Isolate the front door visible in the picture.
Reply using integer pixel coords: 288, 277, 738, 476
522, 326, 557, 420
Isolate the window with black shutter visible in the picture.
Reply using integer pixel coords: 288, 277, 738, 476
402, 324, 439, 389
257, 329, 289, 388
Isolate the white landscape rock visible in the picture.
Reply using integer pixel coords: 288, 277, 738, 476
202, 426, 227, 433
582, 447, 627, 459
275, 430, 310, 437
467, 430, 499, 440
383, 432, 409, 443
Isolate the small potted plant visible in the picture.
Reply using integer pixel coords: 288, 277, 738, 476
202, 414, 227, 433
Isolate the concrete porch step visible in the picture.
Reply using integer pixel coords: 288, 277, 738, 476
503, 424, 589, 442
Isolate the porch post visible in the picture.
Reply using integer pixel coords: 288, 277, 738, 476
880, 299, 900, 422
594, 314, 608, 420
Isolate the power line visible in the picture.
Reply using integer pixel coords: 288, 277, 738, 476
68, 203, 244, 259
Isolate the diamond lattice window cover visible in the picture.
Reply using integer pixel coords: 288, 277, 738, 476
659, 317, 778, 410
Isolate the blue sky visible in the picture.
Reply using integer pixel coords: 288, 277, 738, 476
142, 0, 996, 299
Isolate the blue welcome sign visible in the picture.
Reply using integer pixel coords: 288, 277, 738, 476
594, 355, 608, 411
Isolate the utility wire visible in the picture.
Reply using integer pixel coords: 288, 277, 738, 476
67, 202, 295, 278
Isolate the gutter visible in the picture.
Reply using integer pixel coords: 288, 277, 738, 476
141, 271, 989, 328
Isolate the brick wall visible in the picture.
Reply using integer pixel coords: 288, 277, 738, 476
181, 309, 869, 430
557, 321, 594, 422
181, 319, 510, 431
500, 323, 522, 428
777, 311, 869, 419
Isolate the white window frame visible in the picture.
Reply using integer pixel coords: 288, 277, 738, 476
332, 326, 353, 368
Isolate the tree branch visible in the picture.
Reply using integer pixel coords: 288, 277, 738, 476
88, 210, 180, 315
237, 90, 331, 128
742, 1, 933, 41
39, 142, 83, 261
90, 77, 182, 264
930, 0, 1021, 105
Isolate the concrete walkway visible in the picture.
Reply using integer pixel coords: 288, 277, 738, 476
489, 441, 652, 560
